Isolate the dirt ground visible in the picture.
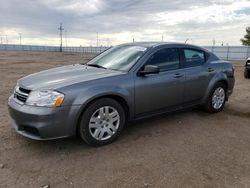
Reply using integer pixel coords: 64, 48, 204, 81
0, 51, 250, 188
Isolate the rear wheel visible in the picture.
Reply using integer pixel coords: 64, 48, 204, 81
204, 83, 227, 113
78, 98, 125, 146
244, 68, 250, 78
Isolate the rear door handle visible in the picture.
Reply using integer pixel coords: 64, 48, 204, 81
173, 73, 184, 78
207, 68, 215, 72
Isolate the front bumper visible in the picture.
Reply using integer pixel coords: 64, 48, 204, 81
8, 95, 81, 140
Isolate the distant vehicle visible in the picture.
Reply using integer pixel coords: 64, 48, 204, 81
8, 42, 235, 146
244, 57, 250, 78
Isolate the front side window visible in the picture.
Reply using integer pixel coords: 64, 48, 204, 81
184, 49, 205, 67
146, 48, 180, 72
87, 45, 148, 71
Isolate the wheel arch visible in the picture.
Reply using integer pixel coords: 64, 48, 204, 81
202, 75, 229, 104
217, 79, 228, 90
75, 94, 130, 135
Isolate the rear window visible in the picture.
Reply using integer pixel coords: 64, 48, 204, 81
184, 49, 206, 67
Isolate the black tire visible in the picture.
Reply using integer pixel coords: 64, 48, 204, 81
78, 98, 126, 146
203, 82, 227, 113
244, 68, 250, 79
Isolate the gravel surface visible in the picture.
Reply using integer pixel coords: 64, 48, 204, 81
0, 51, 250, 188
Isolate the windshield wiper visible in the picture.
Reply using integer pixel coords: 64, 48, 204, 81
86, 64, 107, 69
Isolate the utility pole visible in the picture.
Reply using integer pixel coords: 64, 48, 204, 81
18, 33, 22, 45
0, 32, 2, 44
65, 30, 68, 47
133, 38, 135, 43
58, 23, 64, 52
0, 35, 7, 44
212, 39, 215, 46
161, 34, 164, 42
96, 32, 99, 47
5, 35, 8, 44
106, 38, 110, 47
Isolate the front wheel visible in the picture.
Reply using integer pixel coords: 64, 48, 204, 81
244, 68, 250, 78
78, 98, 126, 146
204, 83, 227, 113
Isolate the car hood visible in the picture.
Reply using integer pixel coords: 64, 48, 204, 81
18, 64, 123, 90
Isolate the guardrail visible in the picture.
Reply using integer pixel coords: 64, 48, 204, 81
0, 44, 249, 60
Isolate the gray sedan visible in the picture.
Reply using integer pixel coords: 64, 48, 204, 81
8, 42, 235, 146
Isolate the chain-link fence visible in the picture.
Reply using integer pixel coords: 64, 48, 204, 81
0, 44, 249, 60
0, 44, 109, 53
204, 46, 250, 60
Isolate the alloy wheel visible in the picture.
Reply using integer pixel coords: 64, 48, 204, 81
89, 106, 120, 141
212, 87, 225, 110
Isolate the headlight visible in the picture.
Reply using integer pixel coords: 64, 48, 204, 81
26, 90, 64, 107
247, 61, 250, 65
14, 83, 19, 93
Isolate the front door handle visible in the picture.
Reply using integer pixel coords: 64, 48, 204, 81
173, 73, 184, 78
207, 68, 215, 72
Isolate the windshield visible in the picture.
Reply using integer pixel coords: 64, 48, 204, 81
86, 45, 148, 71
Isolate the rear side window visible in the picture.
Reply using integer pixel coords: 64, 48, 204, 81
184, 49, 205, 67
146, 48, 180, 71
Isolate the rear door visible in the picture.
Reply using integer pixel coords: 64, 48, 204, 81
182, 48, 215, 103
134, 47, 185, 115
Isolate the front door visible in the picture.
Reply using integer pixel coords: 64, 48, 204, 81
134, 48, 185, 115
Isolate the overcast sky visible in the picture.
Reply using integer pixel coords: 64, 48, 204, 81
0, 0, 250, 46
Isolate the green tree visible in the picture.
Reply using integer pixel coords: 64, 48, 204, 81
241, 27, 250, 46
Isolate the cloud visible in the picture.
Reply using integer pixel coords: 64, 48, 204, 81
41, 0, 105, 15
0, 0, 249, 46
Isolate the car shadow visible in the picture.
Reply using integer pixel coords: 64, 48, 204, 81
19, 107, 214, 154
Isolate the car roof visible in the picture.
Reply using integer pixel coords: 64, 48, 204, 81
119, 42, 209, 52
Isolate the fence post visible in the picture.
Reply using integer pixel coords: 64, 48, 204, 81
226, 46, 230, 60
247, 46, 250, 59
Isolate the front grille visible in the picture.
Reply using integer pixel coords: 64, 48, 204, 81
19, 87, 30, 94
14, 86, 31, 103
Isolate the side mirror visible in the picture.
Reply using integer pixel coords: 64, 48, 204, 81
139, 65, 160, 76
